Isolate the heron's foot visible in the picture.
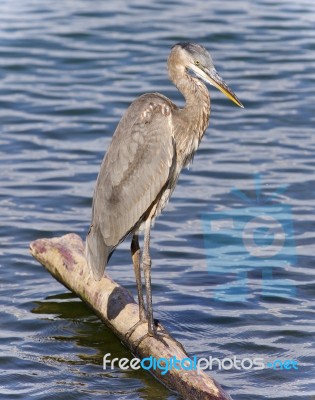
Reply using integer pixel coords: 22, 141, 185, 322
125, 318, 147, 342
130, 319, 172, 351
152, 319, 174, 338
154, 320, 186, 352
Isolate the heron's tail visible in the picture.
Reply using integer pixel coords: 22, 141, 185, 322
85, 223, 111, 281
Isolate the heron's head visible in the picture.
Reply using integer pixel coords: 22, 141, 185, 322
171, 42, 243, 108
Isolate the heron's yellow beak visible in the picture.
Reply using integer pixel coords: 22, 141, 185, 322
206, 68, 244, 108
190, 63, 244, 108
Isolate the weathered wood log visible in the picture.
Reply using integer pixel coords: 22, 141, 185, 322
29, 233, 232, 400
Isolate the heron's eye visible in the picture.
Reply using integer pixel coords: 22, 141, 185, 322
195, 60, 200, 66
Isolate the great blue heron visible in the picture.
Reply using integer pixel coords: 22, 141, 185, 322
86, 42, 243, 338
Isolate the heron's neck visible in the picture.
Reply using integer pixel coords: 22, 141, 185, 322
168, 65, 210, 166
169, 64, 210, 124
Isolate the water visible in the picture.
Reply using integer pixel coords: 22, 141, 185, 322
1, 0, 314, 399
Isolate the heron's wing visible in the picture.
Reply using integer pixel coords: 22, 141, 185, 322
87, 94, 175, 279
86, 222, 112, 280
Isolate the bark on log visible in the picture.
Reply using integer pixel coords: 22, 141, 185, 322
29, 233, 232, 400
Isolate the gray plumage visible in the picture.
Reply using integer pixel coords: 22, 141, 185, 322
86, 42, 243, 336
87, 94, 176, 279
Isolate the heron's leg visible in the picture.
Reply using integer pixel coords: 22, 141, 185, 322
142, 216, 156, 335
125, 233, 147, 342
127, 214, 173, 348
131, 232, 146, 321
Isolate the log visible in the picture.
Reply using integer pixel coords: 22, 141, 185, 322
29, 233, 232, 400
